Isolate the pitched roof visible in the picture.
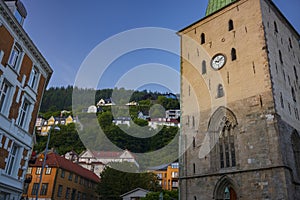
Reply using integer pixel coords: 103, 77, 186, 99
91, 149, 136, 159
120, 188, 150, 197
31, 152, 100, 183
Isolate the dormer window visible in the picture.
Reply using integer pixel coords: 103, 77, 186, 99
4, 0, 27, 26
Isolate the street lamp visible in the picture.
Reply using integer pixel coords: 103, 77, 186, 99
35, 126, 60, 200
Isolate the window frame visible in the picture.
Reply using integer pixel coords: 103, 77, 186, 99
217, 84, 224, 98
202, 60, 207, 74
28, 66, 40, 91
231, 48, 237, 61
31, 183, 39, 195
40, 183, 48, 196
5, 142, 19, 175
45, 167, 52, 175
200, 33, 206, 44
0, 79, 12, 115
36, 167, 42, 175
228, 19, 234, 31
8, 44, 22, 70
57, 185, 63, 197
17, 98, 31, 129
65, 187, 71, 199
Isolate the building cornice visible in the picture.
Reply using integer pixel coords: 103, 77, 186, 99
0, 0, 53, 83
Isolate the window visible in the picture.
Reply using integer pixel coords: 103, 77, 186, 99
280, 93, 284, 108
75, 175, 78, 183
294, 66, 298, 81
201, 33, 205, 44
292, 87, 296, 102
0, 80, 10, 114
27, 167, 32, 174
295, 108, 299, 120
274, 21, 278, 33
45, 167, 51, 175
65, 187, 71, 199
202, 60, 207, 74
68, 172, 73, 181
77, 191, 81, 200
82, 193, 87, 200
231, 48, 237, 61
31, 183, 39, 195
193, 163, 195, 174
18, 99, 30, 128
291, 131, 300, 178
171, 172, 178, 178
5, 143, 19, 175
289, 38, 293, 49
171, 162, 179, 168
61, 169, 65, 178
8, 44, 21, 69
279, 50, 283, 64
217, 84, 224, 98
36, 167, 41, 175
28, 67, 39, 89
228, 19, 234, 31
57, 185, 63, 197
193, 136, 196, 148
40, 183, 48, 195
219, 123, 236, 168
23, 183, 29, 194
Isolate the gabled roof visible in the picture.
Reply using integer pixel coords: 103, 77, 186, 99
31, 152, 100, 183
120, 188, 150, 198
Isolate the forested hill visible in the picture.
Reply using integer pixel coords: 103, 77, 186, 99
40, 86, 179, 113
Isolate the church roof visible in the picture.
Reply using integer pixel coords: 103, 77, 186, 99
206, 0, 236, 16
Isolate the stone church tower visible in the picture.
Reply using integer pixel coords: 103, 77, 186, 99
178, 0, 300, 199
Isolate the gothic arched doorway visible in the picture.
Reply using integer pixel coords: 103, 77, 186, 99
214, 176, 238, 200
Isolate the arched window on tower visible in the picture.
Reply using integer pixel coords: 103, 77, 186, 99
294, 66, 298, 81
231, 48, 237, 61
219, 122, 236, 168
292, 87, 296, 102
202, 60, 207, 74
279, 50, 283, 64
217, 84, 224, 98
274, 21, 278, 33
228, 19, 234, 31
208, 107, 238, 172
289, 38, 293, 49
291, 131, 300, 178
201, 33, 206, 44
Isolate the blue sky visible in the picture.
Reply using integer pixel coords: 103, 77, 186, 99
22, 0, 300, 93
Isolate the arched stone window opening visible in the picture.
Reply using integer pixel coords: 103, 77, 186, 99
291, 87, 296, 102
231, 48, 237, 61
217, 84, 224, 98
228, 19, 234, 31
279, 50, 283, 64
274, 21, 278, 33
202, 60, 207, 74
201, 33, 206, 44
214, 176, 238, 200
219, 123, 236, 168
208, 107, 238, 171
291, 131, 300, 179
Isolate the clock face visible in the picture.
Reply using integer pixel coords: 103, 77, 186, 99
211, 54, 226, 70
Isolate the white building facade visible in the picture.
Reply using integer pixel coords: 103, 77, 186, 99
0, 0, 52, 199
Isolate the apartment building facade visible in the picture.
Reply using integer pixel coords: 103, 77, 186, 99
23, 152, 100, 200
0, 0, 53, 199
